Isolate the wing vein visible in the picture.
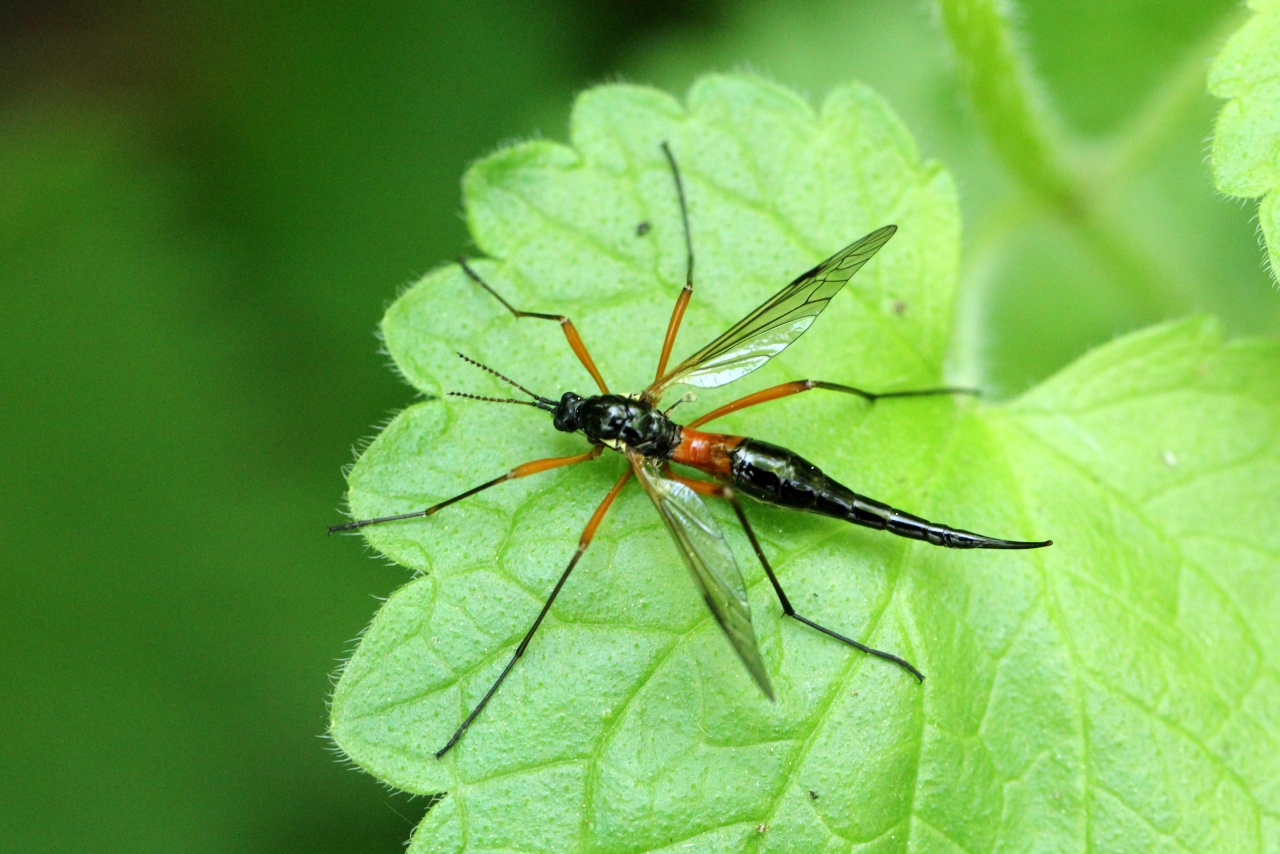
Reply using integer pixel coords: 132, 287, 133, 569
643, 225, 896, 402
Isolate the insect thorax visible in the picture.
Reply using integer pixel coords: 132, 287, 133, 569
552, 392, 681, 458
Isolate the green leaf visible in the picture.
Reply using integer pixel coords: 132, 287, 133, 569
331, 75, 1279, 852
1210, 0, 1280, 279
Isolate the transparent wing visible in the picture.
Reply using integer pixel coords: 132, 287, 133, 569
645, 225, 896, 401
629, 453, 774, 699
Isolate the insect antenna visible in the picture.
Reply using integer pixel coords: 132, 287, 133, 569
447, 391, 549, 409
452, 352, 556, 412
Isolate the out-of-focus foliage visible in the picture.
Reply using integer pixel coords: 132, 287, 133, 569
1210, 0, 1280, 279
1, 3, 619, 851
4, 2, 1276, 852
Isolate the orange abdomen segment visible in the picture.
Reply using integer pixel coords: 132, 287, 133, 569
671, 428, 745, 479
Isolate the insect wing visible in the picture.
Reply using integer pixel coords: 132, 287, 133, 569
645, 225, 896, 400
630, 454, 774, 699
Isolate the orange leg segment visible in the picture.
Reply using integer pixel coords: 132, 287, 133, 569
329, 447, 603, 533
509, 447, 602, 478
436, 468, 633, 757
663, 470, 723, 497
686, 380, 977, 429
654, 286, 691, 383
459, 258, 610, 394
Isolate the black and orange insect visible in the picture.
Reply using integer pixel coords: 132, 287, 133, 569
332, 143, 1051, 757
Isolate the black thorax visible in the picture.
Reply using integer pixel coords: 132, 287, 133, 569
552, 393, 682, 458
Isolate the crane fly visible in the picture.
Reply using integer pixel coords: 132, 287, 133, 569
332, 143, 1052, 757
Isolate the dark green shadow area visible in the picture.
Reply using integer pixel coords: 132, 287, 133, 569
0, 2, 720, 850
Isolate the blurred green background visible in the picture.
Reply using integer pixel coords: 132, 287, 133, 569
2, 2, 1271, 851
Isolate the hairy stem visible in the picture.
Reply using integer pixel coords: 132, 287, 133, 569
938, 0, 1243, 383
935, 0, 1080, 216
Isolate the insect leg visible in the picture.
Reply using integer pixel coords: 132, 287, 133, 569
686, 380, 977, 429
436, 468, 633, 757
458, 258, 610, 394
329, 447, 602, 533
727, 490, 925, 681
663, 470, 925, 682
653, 141, 695, 383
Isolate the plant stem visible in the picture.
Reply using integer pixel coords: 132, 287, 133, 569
936, 0, 1241, 385
935, 0, 1081, 218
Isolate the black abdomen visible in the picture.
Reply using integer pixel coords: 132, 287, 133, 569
728, 438, 1049, 550
727, 439, 849, 518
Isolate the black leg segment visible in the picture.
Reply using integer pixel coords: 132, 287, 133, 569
726, 491, 925, 682
435, 469, 632, 757
457, 257, 611, 394
329, 448, 601, 534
